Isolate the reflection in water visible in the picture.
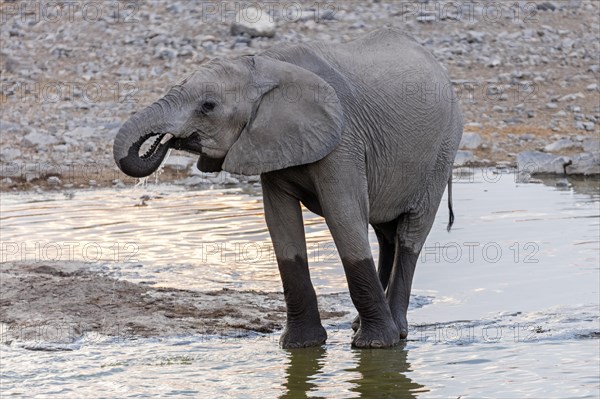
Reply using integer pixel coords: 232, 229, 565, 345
347, 343, 426, 398
538, 174, 600, 197
281, 343, 426, 398
281, 347, 326, 399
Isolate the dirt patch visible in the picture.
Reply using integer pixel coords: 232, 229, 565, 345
0, 262, 351, 344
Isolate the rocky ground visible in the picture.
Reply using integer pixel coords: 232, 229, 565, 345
1, 0, 599, 191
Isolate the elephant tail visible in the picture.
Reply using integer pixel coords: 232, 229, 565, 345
447, 176, 454, 232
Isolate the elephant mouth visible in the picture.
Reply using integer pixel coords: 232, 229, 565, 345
170, 132, 203, 155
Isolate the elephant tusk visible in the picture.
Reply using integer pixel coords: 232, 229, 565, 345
160, 133, 174, 145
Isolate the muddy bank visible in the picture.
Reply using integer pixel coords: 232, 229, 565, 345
0, 262, 351, 346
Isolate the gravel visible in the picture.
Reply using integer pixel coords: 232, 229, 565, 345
1, 0, 599, 191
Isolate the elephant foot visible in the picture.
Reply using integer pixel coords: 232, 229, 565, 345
280, 323, 327, 349
351, 314, 360, 332
351, 322, 399, 349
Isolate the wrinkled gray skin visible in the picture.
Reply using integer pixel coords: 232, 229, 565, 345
113, 28, 463, 349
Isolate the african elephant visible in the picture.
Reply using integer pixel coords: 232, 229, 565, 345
113, 28, 463, 349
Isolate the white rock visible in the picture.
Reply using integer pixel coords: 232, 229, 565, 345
566, 152, 600, 175
582, 138, 600, 153
65, 126, 95, 139
544, 139, 582, 152
0, 120, 21, 132
459, 133, 483, 150
182, 176, 213, 186
467, 30, 486, 43
0, 148, 22, 161
210, 171, 239, 185
586, 83, 599, 91
453, 150, 474, 166
83, 141, 97, 152
576, 122, 595, 131
47, 176, 61, 186
230, 6, 275, 38
22, 132, 58, 148
517, 151, 571, 175
164, 155, 193, 171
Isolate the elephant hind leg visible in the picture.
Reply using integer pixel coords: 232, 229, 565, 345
387, 203, 440, 339
351, 221, 398, 332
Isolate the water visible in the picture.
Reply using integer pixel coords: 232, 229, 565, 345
1, 170, 599, 398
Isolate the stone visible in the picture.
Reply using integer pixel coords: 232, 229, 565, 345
47, 176, 61, 186
459, 133, 483, 150
83, 141, 97, 152
0, 120, 21, 132
517, 151, 571, 175
230, 6, 276, 38
21, 132, 58, 148
0, 148, 21, 161
155, 47, 177, 61
582, 138, 600, 153
487, 58, 501, 68
544, 139, 582, 152
454, 150, 474, 166
576, 122, 595, 131
566, 152, 600, 175
466, 31, 486, 43
210, 171, 239, 185
164, 155, 193, 171
65, 126, 95, 139
586, 83, 599, 91
182, 175, 213, 186
537, 2, 557, 11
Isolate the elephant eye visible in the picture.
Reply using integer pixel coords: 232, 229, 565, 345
199, 100, 217, 114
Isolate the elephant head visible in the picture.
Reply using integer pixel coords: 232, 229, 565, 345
113, 56, 344, 178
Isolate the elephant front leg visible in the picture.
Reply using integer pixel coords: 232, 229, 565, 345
277, 256, 327, 348
262, 179, 326, 349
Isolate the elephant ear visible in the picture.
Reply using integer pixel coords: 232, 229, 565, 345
222, 56, 344, 175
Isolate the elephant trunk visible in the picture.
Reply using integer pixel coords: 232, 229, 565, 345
113, 100, 177, 178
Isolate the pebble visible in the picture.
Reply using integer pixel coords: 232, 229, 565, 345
230, 6, 276, 38
459, 133, 483, 150
83, 142, 97, 152
454, 150, 475, 167
47, 176, 61, 186
21, 132, 58, 148
576, 122, 595, 131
